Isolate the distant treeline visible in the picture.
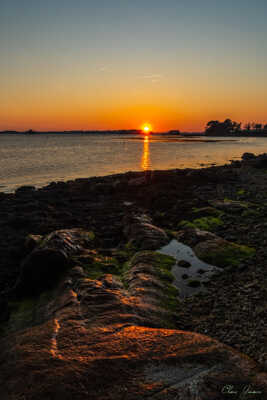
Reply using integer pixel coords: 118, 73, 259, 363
205, 119, 267, 136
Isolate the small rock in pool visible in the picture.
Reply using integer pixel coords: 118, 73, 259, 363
197, 268, 206, 274
187, 279, 201, 288
178, 260, 191, 268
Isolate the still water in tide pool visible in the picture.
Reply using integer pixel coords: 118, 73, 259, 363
0, 133, 266, 192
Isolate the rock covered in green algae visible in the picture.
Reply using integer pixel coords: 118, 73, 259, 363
209, 199, 254, 213
174, 227, 255, 269
194, 238, 255, 269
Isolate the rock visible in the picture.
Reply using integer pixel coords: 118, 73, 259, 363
242, 152, 256, 160
192, 206, 222, 217
254, 153, 267, 168
175, 227, 218, 247
209, 199, 249, 213
0, 298, 10, 322
15, 185, 36, 195
24, 234, 43, 253
194, 238, 255, 269
128, 176, 146, 186
124, 214, 168, 250
187, 279, 201, 288
16, 229, 95, 296
177, 259, 191, 268
0, 265, 266, 400
242, 153, 267, 168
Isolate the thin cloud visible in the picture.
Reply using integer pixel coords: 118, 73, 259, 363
98, 65, 110, 72
137, 73, 163, 82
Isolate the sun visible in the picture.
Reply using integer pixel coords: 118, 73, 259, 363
142, 124, 152, 134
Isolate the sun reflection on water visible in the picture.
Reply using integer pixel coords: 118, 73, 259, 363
141, 135, 151, 170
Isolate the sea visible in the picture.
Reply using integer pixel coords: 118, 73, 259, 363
0, 133, 266, 193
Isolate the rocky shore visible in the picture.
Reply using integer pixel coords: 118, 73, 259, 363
0, 152, 267, 399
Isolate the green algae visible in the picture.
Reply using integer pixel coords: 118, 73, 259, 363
82, 256, 122, 280
196, 242, 255, 269
130, 251, 180, 322
74, 250, 132, 286
241, 209, 260, 217
152, 253, 177, 283
187, 279, 201, 288
192, 207, 222, 217
179, 216, 223, 232
86, 231, 95, 241
7, 298, 36, 331
4, 289, 56, 335
223, 198, 255, 208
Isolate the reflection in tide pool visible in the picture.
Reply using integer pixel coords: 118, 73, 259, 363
141, 135, 151, 170
158, 239, 222, 298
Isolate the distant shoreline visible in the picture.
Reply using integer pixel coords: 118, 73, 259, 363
1, 130, 267, 137
0, 130, 191, 136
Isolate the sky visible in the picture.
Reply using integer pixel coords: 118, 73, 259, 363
1, 0, 267, 132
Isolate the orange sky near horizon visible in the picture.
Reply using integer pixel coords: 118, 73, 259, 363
2, 83, 267, 132
2, 1, 267, 132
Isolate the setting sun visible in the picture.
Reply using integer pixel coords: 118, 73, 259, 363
142, 124, 152, 134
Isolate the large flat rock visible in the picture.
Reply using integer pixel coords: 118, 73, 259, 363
0, 269, 266, 400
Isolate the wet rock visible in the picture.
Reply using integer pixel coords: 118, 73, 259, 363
253, 153, 267, 168
0, 298, 10, 322
242, 153, 267, 168
0, 267, 266, 400
194, 238, 255, 269
209, 199, 250, 213
191, 206, 222, 217
24, 234, 43, 253
15, 185, 36, 195
175, 227, 218, 247
128, 176, 146, 186
178, 259, 191, 268
16, 229, 95, 296
124, 214, 168, 250
242, 152, 256, 160
187, 279, 201, 288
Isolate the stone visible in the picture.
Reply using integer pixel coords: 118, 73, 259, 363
0, 298, 10, 322
177, 259, 191, 268
187, 279, 201, 288
15, 185, 36, 195
175, 227, 218, 247
209, 199, 250, 213
194, 238, 255, 269
24, 234, 43, 253
0, 265, 266, 400
242, 152, 256, 160
124, 214, 168, 250
16, 229, 95, 296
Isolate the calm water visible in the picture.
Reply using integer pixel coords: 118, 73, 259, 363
0, 133, 266, 192
158, 239, 221, 298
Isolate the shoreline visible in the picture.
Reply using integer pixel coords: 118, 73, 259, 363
0, 152, 267, 387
